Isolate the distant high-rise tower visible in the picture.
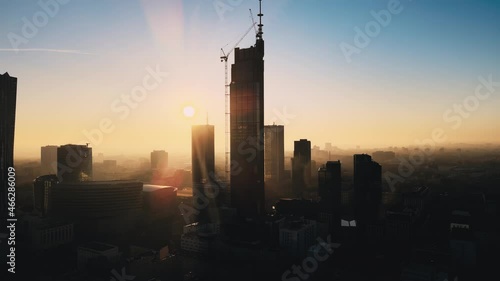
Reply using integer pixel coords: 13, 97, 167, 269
353, 154, 382, 223
33, 175, 59, 217
192, 125, 215, 184
0, 72, 17, 219
57, 144, 93, 182
318, 161, 342, 234
151, 150, 168, 171
230, 0, 265, 217
264, 125, 284, 182
292, 139, 311, 197
41, 145, 58, 175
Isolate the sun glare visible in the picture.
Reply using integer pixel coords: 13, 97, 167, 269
183, 106, 195, 117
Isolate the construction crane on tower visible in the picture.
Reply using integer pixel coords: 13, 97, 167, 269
220, 15, 257, 184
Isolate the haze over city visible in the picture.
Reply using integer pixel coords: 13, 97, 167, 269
2, 0, 499, 159
1, 1, 500, 281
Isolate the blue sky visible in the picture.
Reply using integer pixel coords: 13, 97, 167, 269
1, 0, 499, 158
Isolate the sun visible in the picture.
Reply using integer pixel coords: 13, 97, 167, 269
183, 106, 195, 117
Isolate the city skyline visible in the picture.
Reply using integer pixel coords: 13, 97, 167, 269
2, 0, 499, 159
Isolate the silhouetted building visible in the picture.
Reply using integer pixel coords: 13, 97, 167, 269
33, 175, 59, 217
102, 159, 117, 170
50, 180, 142, 218
353, 154, 382, 225
279, 218, 318, 257
372, 150, 396, 163
57, 144, 92, 182
385, 207, 417, 241
230, 9, 265, 217
151, 150, 168, 171
192, 124, 217, 222
192, 125, 215, 187
0, 72, 17, 219
264, 124, 284, 182
20, 215, 74, 251
274, 198, 319, 218
50, 180, 143, 237
403, 186, 430, 210
318, 160, 342, 234
292, 139, 311, 197
41, 145, 58, 175
449, 210, 477, 268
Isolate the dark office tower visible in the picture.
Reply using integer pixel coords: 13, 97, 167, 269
264, 125, 284, 182
192, 125, 216, 221
57, 144, 93, 182
33, 175, 59, 217
0, 72, 17, 219
230, 1, 265, 217
292, 139, 311, 197
151, 150, 168, 171
41, 145, 58, 175
353, 154, 382, 223
318, 161, 342, 234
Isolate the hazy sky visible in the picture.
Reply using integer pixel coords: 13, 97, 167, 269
2, 0, 499, 159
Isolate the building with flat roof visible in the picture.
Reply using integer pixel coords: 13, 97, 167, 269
41, 145, 58, 175
151, 150, 168, 170
33, 174, 59, 217
353, 154, 382, 225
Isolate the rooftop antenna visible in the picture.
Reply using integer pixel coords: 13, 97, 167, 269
257, 0, 263, 40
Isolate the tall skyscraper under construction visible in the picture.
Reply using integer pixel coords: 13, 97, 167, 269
230, 1, 265, 217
